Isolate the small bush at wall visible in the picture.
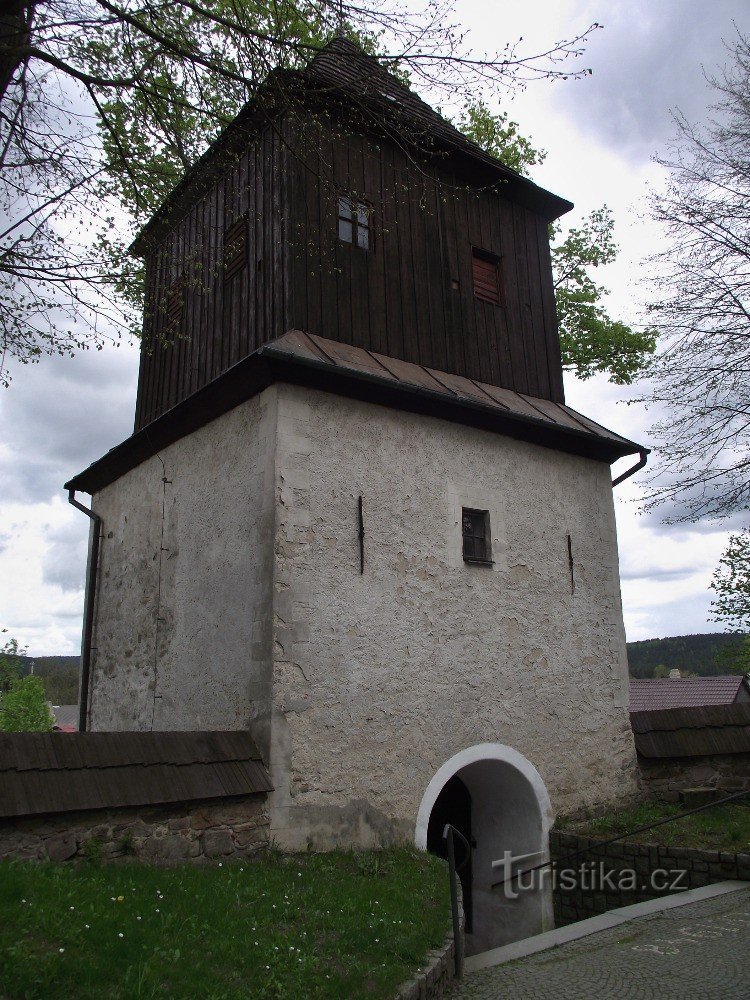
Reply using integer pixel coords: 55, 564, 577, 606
0, 676, 54, 732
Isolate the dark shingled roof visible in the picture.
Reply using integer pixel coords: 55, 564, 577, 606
629, 676, 749, 713
0, 731, 272, 819
131, 37, 571, 256
66, 331, 646, 496
631, 704, 750, 759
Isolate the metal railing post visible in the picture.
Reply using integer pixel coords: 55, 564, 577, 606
443, 823, 469, 980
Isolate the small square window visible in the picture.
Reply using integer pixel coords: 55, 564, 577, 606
472, 248, 502, 305
462, 508, 492, 564
338, 194, 371, 250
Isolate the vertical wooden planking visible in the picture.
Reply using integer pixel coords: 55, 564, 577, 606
519, 205, 550, 398
408, 167, 436, 368
452, 182, 480, 379
380, 140, 402, 360
393, 158, 419, 364
236, 148, 250, 360
362, 142, 388, 354
536, 214, 565, 402
465, 184, 495, 382
511, 203, 541, 396
331, 134, 353, 342
495, 196, 528, 394
272, 128, 285, 340
304, 123, 323, 337
524, 207, 551, 399
348, 133, 370, 349
476, 189, 504, 387
252, 134, 263, 352
438, 176, 463, 377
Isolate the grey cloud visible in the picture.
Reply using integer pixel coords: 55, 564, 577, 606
620, 564, 696, 582
549, 1, 748, 161
639, 502, 748, 536
42, 518, 89, 593
626, 591, 724, 642
0, 344, 138, 504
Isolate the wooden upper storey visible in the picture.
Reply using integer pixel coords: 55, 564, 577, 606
133, 39, 573, 431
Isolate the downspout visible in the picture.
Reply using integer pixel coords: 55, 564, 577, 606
612, 448, 649, 488
67, 489, 102, 732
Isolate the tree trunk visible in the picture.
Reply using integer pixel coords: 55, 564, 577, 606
0, 0, 35, 107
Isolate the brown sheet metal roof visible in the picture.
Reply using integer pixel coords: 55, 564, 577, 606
631, 704, 750, 759
131, 38, 571, 256
0, 731, 272, 819
629, 676, 748, 712
66, 331, 646, 496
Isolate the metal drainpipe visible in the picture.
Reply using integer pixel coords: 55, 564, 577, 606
67, 489, 102, 732
612, 448, 649, 488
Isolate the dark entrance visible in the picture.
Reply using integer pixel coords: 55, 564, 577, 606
426, 774, 473, 931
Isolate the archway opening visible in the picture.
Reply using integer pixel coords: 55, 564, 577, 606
426, 775, 474, 932
416, 744, 554, 956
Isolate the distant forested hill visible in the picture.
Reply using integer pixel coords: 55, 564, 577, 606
18, 656, 79, 703
627, 634, 748, 678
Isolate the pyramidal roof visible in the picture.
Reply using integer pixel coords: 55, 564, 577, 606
131, 36, 571, 255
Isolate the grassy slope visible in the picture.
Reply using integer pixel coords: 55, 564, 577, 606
0, 848, 450, 1000
566, 802, 750, 852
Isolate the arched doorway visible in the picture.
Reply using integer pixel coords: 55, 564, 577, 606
415, 743, 554, 955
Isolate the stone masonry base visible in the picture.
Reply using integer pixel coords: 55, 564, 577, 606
550, 829, 750, 926
0, 795, 269, 865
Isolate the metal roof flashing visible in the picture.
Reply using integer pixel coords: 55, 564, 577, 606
65, 332, 646, 496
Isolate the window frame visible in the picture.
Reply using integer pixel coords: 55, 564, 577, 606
338, 194, 373, 251
462, 507, 493, 566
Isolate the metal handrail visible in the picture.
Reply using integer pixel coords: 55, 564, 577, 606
443, 823, 470, 980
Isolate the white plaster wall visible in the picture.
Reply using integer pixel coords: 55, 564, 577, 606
269, 385, 638, 848
88, 388, 278, 742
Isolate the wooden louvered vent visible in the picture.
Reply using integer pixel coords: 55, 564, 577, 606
165, 279, 185, 333
224, 214, 248, 279
472, 249, 501, 305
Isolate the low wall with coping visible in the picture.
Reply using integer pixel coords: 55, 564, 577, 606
638, 753, 750, 802
550, 829, 750, 926
0, 731, 273, 865
0, 795, 270, 864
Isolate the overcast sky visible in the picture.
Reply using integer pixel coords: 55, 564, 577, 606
1, 0, 748, 656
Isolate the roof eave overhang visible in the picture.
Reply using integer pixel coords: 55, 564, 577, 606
66, 348, 643, 496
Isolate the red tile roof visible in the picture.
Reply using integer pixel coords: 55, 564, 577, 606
629, 676, 749, 713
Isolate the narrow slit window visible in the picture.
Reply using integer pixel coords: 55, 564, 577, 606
472, 248, 501, 305
224, 214, 248, 279
338, 195, 371, 250
462, 508, 492, 565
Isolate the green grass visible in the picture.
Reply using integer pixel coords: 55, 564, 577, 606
0, 848, 450, 999
566, 801, 750, 852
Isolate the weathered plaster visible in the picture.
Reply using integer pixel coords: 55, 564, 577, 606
88, 388, 278, 741
268, 385, 637, 848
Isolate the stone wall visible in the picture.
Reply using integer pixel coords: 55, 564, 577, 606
638, 753, 750, 802
550, 829, 750, 926
0, 795, 269, 865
